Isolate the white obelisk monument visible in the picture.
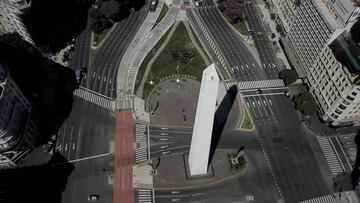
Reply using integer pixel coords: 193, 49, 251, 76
188, 64, 219, 176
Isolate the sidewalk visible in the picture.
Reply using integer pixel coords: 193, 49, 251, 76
153, 149, 247, 189
300, 112, 359, 137
133, 96, 150, 123
256, 3, 290, 69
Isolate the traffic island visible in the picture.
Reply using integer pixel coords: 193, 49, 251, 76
153, 149, 248, 189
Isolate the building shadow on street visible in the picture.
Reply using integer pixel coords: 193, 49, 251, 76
0, 34, 78, 147
22, 0, 146, 54
208, 85, 238, 166
352, 129, 360, 188
22, 0, 95, 54
0, 152, 74, 203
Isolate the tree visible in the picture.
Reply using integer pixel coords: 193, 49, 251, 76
0, 32, 39, 55
294, 91, 318, 116
270, 13, 276, 20
294, 0, 301, 8
279, 69, 298, 85
218, 0, 246, 24
89, 7, 103, 19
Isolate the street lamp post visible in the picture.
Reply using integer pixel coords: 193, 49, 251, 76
176, 64, 181, 88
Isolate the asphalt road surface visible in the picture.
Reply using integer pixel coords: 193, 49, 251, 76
56, 97, 115, 203
244, 0, 279, 79
69, 28, 92, 72
188, 0, 333, 202
190, 1, 268, 81
150, 126, 277, 203
86, 8, 147, 98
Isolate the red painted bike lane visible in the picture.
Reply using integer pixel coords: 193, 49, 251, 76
114, 111, 135, 203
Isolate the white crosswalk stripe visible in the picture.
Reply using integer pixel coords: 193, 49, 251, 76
116, 98, 132, 110
235, 79, 285, 90
73, 87, 114, 110
299, 194, 336, 203
316, 137, 344, 176
137, 189, 153, 203
135, 147, 148, 164
189, 8, 229, 75
136, 124, 147, 144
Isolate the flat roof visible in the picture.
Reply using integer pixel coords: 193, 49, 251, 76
328, 0, 356, 23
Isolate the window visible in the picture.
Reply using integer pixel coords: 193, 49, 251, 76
342, 99, 350, 105
351, 92, 358, 96
335, 109, 342, 114
339, 104, 346, 110
331, 113, 339, 119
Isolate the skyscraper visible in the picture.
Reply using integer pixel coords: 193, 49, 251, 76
0, 0, 33, 44
0, 63, 37, 168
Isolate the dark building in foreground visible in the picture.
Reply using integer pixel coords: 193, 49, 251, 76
0, 63, 37, 168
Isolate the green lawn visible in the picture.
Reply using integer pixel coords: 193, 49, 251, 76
188, 24, 211, 63
234, 20, 249, 36
100, 0, 120, 18
241, 109, 253, 129
93, 28, 110, 47
142, 22, 207, 99
134, 26, 173, 93
156, 4, 168, 24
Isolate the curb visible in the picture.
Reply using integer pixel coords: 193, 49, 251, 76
152, 149, 248, 190
91, 25, 116, 50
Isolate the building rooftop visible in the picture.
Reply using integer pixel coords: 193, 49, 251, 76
315, 0, 348, 31
330, 19, 360, 84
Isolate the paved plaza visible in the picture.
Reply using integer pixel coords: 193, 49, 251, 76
153, 149, 247, 189
147, 79, 200, 127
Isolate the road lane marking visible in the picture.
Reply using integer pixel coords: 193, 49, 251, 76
68, 125, 74, 159
69, 153, 112, 163
150, 130, 192, 134
242, 92, 284, 97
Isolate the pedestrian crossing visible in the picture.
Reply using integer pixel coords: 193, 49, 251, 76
73, 86, 114, 110
136, 124, 148, 144
262, 63, 278, 70
299, 194, 336, 203
225, 79, 285, 90
116, 98, 132, 110
238, 79, 285, 90
191, 5, 216, 10
136, 189, 153, 203
316, 137, 344, 176
135, 147, 148, 164
189, 8, 230, 76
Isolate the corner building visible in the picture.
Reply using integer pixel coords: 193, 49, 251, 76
0, 64, 37, 168
0, 0, 33, 44
271, 0, 360, 126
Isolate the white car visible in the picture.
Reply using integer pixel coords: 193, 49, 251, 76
88, 194, 99, 201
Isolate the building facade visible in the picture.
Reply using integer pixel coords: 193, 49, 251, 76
9, 0, 31, 11
0, 64, 37, 168
270, 0, 298, 32
271, 0, 360, 126
0, 0, 33, 44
